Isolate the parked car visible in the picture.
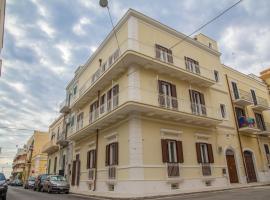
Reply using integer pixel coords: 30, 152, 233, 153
24, 176, 35, 189
0, 173, 8, 200
43, 175, 69, 194
10, 179, 23, 187
33, 174, 49, 192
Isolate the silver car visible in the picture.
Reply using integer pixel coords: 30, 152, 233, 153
43, 175, 69, 194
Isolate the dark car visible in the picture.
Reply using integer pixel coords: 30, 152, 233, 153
10, 179, 23, 187
24, 176, 35, 189
33, 174, 49, 192
0, 173, 8, 200
43, 175, 69, 194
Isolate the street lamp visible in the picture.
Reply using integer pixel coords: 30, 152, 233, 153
99, 0, 108, 8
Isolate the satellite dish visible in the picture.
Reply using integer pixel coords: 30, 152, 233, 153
99, 0, 108, 7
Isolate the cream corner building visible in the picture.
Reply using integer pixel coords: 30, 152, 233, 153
55, 9, 270, 197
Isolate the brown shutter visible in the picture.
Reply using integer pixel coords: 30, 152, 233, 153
167, 49, 173, 63
105, 145, 109, 166
161, 139, 168, 163
76, 160, 81, 186
114, 142, 119, 165
158, 80, 165, 106
207, 144, 214, 163
71, 160, 76, 186
176, 141, 184, 163
199, 92, 207, 115
196, 143, 202, 163
170, 84, 178, 109
86, 151, 90, 169
155, 44, 161, 59
93, 150, 96, 168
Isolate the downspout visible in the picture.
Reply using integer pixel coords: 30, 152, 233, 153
225, 74, 248, 183
93, 129, 99, 191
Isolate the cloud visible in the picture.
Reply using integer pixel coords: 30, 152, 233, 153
72, 17, 92, 36
38, 20, 56, 38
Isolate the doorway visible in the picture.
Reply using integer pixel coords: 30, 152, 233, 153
244, 150, 257, 183
226, 149, 239, 183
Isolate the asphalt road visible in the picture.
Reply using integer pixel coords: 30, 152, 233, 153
6, 185, 270, 200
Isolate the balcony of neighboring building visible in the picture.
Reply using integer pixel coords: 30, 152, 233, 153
42, 140, 59, 154
251, 96, 270, 112
59, 99, 70, 113
56, 130, 68, 147
68, 86, 222, 141
69, 38, 217, 110
237, 116, 260, 134
232, 89, 253, 106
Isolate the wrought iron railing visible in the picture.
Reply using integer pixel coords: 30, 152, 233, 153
167, 163, 180, 178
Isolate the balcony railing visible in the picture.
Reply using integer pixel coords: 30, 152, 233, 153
108, 166, 116, 180
201, 163, 212, 176
88, 169, 95, 180
238, 116, 256, 129
232, 89, 253, 105
67, 38, 216, 108
256, 96, 269, 107
258, 122, 270, 135
167, 163, 180, 178
56, 131, 68, 146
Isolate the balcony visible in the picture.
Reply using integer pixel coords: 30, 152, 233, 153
42, 140, 59, 154
258, 122, 270, 136
252, 96, 270, 112
232, 89, 253, 106
201, 163, 212, 176
167, 163, 180, 178
71, 38, 216, 110
238, 116, 260, 134
56, 131, 68, 147
68, 87, 222, 141
59, 100, 70, 113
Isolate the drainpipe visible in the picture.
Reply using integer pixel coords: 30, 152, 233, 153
225, 74, 248, 183
93, 129, 99, 191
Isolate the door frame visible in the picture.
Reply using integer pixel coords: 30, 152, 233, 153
224, 147, 240, 184
243, 148, 259, 183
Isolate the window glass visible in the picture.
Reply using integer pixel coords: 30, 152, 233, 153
214, 70, 219, 82
200, 144, 209, 163
220, 104, 226, 118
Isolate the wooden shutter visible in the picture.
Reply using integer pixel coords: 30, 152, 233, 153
71, 160, 76, 186
199, 92, 207, 115
86, 151, 90, 169
207, 144, 214, 163
155, 44, 161, 59
114, 142, 119, 165
158, 80, 165, 106
176, 141, 184, 163
170, 84, 178, 109
76, 160, 81, 186
105, 145, 109, 166
167, 49, 173, 63
196, 143, 202, 163
161, 139, 168, 163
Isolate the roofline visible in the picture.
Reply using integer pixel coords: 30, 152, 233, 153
66, 8, 221, 89
49, 114, 64, 129
222, 64, 267, 87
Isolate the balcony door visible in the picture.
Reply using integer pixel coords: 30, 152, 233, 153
250, 89, 257, 105
255, 113, 266, 131
189, 90, 206, 115
235, 107, 246, 128
158, 80, 178, 109
231, 82, 239, 99
244, 151, 257, 183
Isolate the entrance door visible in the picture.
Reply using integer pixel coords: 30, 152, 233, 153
226, 149, 239, 183
244, 151, 257, 183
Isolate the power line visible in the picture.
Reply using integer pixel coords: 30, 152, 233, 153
169, 0, 243, 50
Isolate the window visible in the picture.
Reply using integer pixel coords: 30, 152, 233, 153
76, 112, 84, 130
161, 139, 183, 163
231, 82, 239, 99
255, 113, 266, 131
90, 101, 99, 123
189, 90, 206, 115
100, 94, 106, 114
264, 144, 270, 164
220, 104, 226, 119
155, 44, 173, 63
200, 144, 209, 163
107, 85, 119, 112
87, 150, 96, 169
209, 42, 212, 48
73, 85, 77, 96
184, 57, 200, 74
250, 89, 257, 105
70, 115, 75, 127
158, 80, 178, 109
214, 70, 219, 82
105, 142, 118, 166
196, 143, 214, 164
168, 141, 177, 163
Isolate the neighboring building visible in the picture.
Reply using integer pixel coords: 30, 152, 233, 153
0, 0, 5, 76
12, 147, 27, 181
24, 131, 49, 180
57, 9, 270, 197
42, 114, 72, 181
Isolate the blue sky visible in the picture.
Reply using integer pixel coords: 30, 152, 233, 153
0, 0, 269, 176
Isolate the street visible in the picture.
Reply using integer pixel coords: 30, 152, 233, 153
6, 185, 270, 200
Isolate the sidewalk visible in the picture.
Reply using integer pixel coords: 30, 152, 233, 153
70, 182, 270, 200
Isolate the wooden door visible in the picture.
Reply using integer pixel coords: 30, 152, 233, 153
226, 150, 239, 183
244, 151, 257, 183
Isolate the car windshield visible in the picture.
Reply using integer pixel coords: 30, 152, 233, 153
29, 177, 35, 181
41, 175, 48, 180
0, 173, 5, 181
50, 176, 66, 181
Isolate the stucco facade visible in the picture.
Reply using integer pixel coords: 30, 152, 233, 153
56, 9, 270, 197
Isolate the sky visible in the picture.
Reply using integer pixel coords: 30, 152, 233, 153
0, 0, 269, 177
